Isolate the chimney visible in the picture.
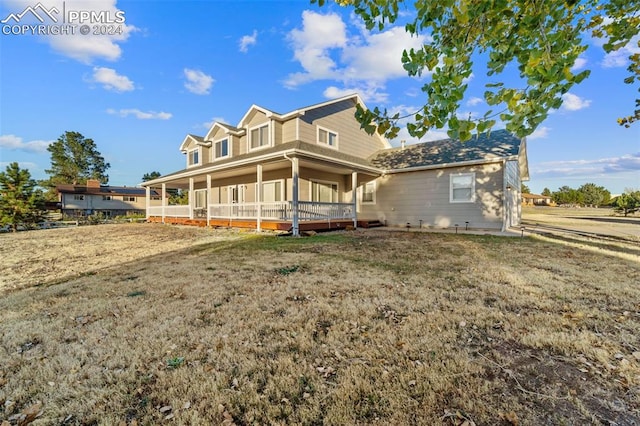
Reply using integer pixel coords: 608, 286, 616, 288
86, 179, 101, 188
401, 140, 406, 150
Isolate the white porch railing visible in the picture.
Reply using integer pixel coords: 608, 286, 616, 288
207, 201, 353, 221
147, 205, 190, 217
298, 201, 353, 220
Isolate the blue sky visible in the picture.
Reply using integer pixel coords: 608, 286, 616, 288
0, 0, 638, 195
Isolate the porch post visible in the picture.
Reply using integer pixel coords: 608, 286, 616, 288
256, 164, 263, 232
145, 186, 150, 220
291, 157, 299, 236
206, 174, 212, 226
351, 171, 358, 228
189, 177, 194, 219
161, 183, 166, 224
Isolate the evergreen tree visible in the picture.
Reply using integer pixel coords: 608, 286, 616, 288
521, 183, 531, 194
541, 188, 552, 197
0, 163, 45, 232
142, 171, 161, 182
41, 131, 110, 192
615, 190, 640, 216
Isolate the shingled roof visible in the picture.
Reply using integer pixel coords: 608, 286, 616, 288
369, 129, 522, 171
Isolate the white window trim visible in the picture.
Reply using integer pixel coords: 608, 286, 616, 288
212, 137, 231, 161
194, 189, 207, 209
187, 147, 201, 168
317, 126, 339, 149
248, 122, 272, 152
309, 179, 340, 203
360, 180, 376, 205
449, 172, 476, 203
257, 179, 285, 202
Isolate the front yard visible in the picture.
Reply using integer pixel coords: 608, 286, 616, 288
0, 224, 639, 424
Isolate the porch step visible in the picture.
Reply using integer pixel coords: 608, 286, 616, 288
359, 220, 384, 228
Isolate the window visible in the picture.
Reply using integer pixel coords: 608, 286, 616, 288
123, 196, 136, 202
102, 195, 112, 201
361, 181, 376, 204
261, 180, 283, 202
250, 124, 269, 150
228, 185, 245, 204
214, 138, 229, 159
194, 189, 207, 209
311, 181, 338, 203
73, 195, 84, 201
188, 149, 199, 166
450, 173, 476, 203
318, 127, 338, 148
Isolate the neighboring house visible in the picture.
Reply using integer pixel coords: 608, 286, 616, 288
57, 179, 162, 217
141, 94, 529, 234
522, 193, 553, 206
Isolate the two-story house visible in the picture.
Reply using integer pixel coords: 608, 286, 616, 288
57, 179, 162, 218
142, 94, 528, 235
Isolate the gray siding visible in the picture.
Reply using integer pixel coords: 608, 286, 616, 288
298, 99, 388, 159
282, 120, 297, 142
360, 163, 505, 229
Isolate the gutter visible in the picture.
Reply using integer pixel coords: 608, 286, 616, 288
142, 146, 383, 186
383, 155, 519, 175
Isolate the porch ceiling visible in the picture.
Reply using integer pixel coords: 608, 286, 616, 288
149, 156, 379, 188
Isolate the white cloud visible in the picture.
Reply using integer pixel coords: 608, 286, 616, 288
285, 10, 428, 104
183, 68, 214, 95
528, 126, 550, 140
285, 11, 347, 87
561, 93, 591, 111
239, 30, 258, 53
91, 67, 134, 92
323, 84, 388, 104
2, 0, 138, 63
340, 26, 428, 82
602, 35, 640, 68
107, 108, 172, 120
0, 134, 52, 153
202, 116, 227, 129
571, 56, 587, 71
534, 153, 640, 177
0, 161, 39, 171
466, 97, 483, 107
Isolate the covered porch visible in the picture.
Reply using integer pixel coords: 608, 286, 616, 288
143, 153, 381, 235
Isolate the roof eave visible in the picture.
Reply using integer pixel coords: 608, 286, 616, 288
383, 156, 518, 174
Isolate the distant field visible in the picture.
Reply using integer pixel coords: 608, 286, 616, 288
1, 223, 638, 425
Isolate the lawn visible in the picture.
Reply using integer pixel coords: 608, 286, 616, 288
0, 224, 639, 425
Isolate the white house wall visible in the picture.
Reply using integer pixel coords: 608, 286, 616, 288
361, 163, 506, 229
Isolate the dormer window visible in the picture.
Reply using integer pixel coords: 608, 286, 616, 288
214, 138, 229, 160
188, 148, 199, 166
318, 127, 338, 149
250, 124, 270, 150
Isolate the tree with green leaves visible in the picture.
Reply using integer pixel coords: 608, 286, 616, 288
316, 0, 640, 140
521, 183, 530, 194
552, 185, 583, 206
614, 189, 640, 216
541, 187, 552, 197
578, 183, 611, 207
142, 171, 162, 182
41, 132, 110, 193
0, 163, 45, 232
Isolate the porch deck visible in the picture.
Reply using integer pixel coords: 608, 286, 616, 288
147, 216, 382, 232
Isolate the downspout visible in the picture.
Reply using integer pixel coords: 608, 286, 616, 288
501, 159, 508, 232
283, 152, 299, 236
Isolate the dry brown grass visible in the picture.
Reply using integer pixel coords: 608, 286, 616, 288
1, 225, 639, 425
